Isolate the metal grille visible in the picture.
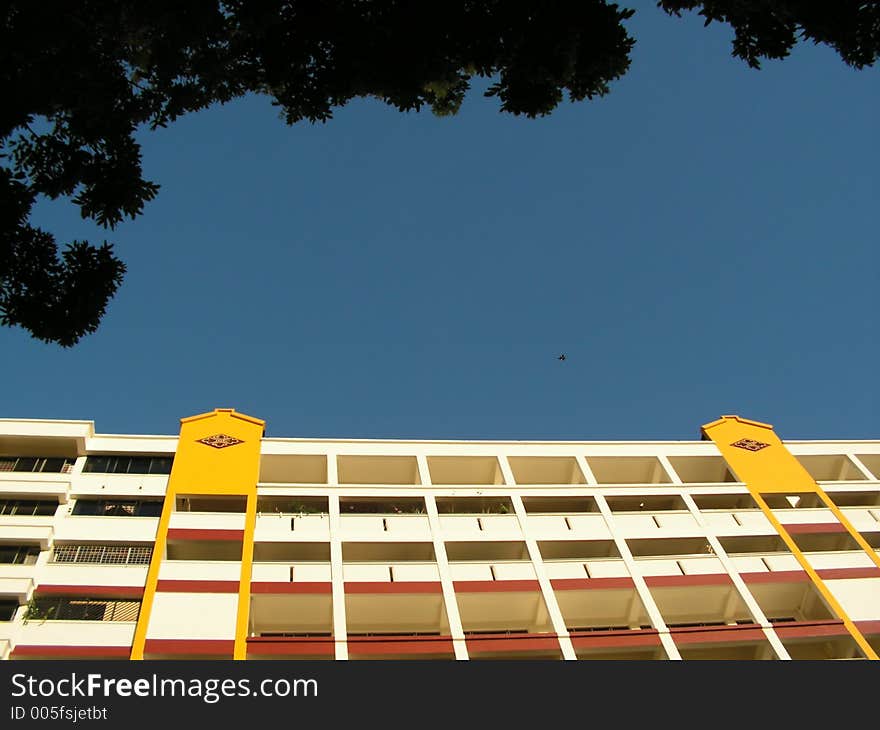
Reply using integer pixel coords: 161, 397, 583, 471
0, 457, 74, 473
52, 544, 153, 565
0, 500, 58, 516
27, 597, 141, 622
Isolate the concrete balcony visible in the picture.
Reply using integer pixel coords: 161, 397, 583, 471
439, 514, 522, 540
339, 514, 431, 541
0, 576, 33, 601
526, 514, 611, 540
255, 514, 329, 542
72, 473, 169, 498
0, 477, 69, 499
769, 508, 839, 525
633, 556, 726, 578
344, 562, 440, 583
702, 510, 774, 534
39, 564, 148, 589
157, 561, 242, 582
251, 562, 332, 583
0, 523, 53, 548
54, 516, 158, 543
806, 551, 876, 570
15, 620, 136, 647
612, 512, 704, 538
839, 507, 880, 532
168, 512, 245, 531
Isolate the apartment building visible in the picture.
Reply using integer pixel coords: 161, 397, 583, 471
1, 409, 878, 661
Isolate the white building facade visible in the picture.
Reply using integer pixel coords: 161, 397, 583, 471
1, 409, 878, 660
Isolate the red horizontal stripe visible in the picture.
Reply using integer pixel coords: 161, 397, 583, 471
251, 582, 332, 594
347, 635, 455, 656
741, 570, 809, 584
551, 577, 635, 591
156, 580, 239, 593
12, 645, 131, 658
644, 573, 733, 588
465, 633, 561, 653
670, 624, 767, 645
816, 567, 880, 580
453, 580, 541, 593
344, 581, 442, 594
246, 637, 335, 657
772, 620, 848, 640
167, 528, 244, 541
35, 584, 144, 599
143, 639, 234, 656
569, 629, 661, 650
783, 523, 848, 534
855, 620, 880, 636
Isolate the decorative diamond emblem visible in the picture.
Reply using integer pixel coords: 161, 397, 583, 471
197, 433, 244, 449
731, 438, 769, 452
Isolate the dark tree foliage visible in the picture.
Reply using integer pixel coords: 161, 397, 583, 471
1, 2, 877, 346
659, 1, 880, 69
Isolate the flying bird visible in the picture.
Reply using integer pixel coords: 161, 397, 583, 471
557, 354, 566, 361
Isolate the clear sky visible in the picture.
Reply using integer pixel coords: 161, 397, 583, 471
2, 6, 877, 442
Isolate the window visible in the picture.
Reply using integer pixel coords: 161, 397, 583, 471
0, 545, 40, 565
82, 455, 173, 475
0, 499, 58, 516
71, 499, 163, 517
52, 544, 153, 565
26, 597, 141, 622
0, 457, 74, 473
0, 600, 19, 621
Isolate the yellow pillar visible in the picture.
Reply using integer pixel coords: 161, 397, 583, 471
131, 408, 264, 660
702, 415, 877, 660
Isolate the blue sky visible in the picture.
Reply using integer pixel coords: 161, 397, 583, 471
2, 6, 878, 442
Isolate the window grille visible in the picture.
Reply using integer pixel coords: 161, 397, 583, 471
0, 499, 58, 516
71, 499, 163, 517
52, 544, 153, 565
0, 457, 75, 473
27, 597, 141, 622
82, 455, 173, 475
0, 545, 40, 564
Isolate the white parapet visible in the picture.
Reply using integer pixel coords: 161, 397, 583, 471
168, 512, 246, 531
769, 508, 838, 525
439, 515, 523, 540
71, 474, 169, 498
613, 513, 703, 538
824, 577, 880, 621
762, 554, 803, 572
584, 559, 631, 578
343, 563, 392, 582
16, 621, 136, 647
0, 577, 33, 601
678, 556, 727, 575
54, 517, 159, 543
0, 477, 69, 499
338, 514, 432, 541
147, 593, 238, 640
839, 508, 880, 532
633, 559, 684, 577
0, 524, 53, 548
38, 564, 148, 589
490, 562, 536, 580
806, 551, 876, 570
250, 562, 332, 582
256, 514, 329, 541
157, 561, 241, 582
